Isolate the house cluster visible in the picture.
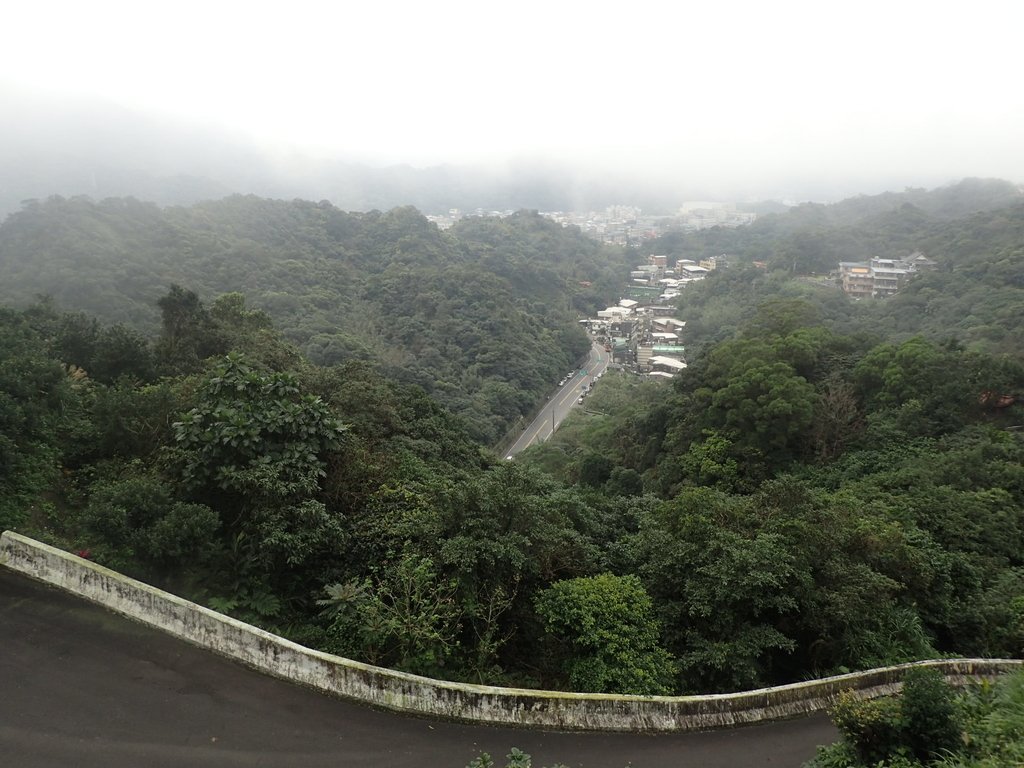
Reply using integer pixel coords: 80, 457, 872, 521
541, 202, 757, 246
583, 252, 700, 379
676, 201, 757, 231
628, 253, 717, 303
542, 206, 675, 246
585, 299, 688, 378
837, 252, 937, 299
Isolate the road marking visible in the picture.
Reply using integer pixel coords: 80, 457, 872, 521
509, 343, 609, 455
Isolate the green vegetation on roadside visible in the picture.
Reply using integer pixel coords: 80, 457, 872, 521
806, 666, 1024, 768
1, 180, 1022, 698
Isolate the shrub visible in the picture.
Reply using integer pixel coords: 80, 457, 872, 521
901, 667, 962, 761
831, 691, 906, 765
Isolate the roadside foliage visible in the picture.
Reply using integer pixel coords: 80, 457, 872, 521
1, 181, 1022, 697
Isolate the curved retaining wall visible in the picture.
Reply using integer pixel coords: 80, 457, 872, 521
2, 530, 1020, 732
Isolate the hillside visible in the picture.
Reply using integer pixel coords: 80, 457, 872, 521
644, 181, 1024, 356
1, 180, 1023, 700
650, 178, 1023, 271
0, 195, 629, 443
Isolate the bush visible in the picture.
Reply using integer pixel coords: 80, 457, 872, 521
465, 748, 569, 768
828, 669, 964, 766
803, 740, 860, 768
831, 691, 906, 765
901, 667, 962, 761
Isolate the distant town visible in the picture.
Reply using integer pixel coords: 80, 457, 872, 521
583, 252, 709, 380
428, 204, 937, 385
426, 202, 757, 244
581, 246, 938, 382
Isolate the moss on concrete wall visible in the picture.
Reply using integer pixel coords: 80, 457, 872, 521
2, 530, 1019, 732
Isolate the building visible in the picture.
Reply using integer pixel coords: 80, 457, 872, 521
651, 331, 681, 345
839, 262, 874, 298
870, 259, 912, 297
838, 254, 935, 299
698, 254, 729, 271
651, 317, 686, 334
679, 265, 710, 281
636, 343, 654, 369
649, 356, 688, 376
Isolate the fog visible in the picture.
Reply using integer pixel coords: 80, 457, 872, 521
2, 0, 1022, 215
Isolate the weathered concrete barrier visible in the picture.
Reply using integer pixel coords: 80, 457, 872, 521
2, 530, 1020, 731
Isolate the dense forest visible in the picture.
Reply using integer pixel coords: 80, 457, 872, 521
0, 197, 631, 444
647, 178, 1024, 356
1, 180, 1022, 698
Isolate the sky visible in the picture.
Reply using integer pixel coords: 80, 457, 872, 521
3, 0, 1023, 199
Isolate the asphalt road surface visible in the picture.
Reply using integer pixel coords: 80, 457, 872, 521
0, 569, 837, 768
505, 341, 611, 458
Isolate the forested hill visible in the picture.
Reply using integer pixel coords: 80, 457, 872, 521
650, 178, 1023, 273
0, 195, 629, 443
645, 180, 1024, 356
3, 181, 1024, 702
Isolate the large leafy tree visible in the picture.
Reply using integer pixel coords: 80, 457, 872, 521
172, 353, 349, 578
156, 284, 226, 373
623, 488, 803, 692
535, 573, 676, 695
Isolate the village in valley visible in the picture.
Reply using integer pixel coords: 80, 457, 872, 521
581, 244, 936, 384
581, 252, 708, 380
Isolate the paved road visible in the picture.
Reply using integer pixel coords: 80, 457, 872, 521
0, 569, 836, 767
505, 341, 611, 458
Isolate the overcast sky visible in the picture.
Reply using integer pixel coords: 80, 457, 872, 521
3, 0, 1022, 199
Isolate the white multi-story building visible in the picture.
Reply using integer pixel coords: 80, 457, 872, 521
837, 253, 936, 298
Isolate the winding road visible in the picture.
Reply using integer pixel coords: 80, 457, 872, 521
505, 341, 611, 458
0, 569, 837, 767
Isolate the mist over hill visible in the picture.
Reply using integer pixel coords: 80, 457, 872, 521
0, 194, 635, 444
8, 85, 1016, 220
0, 86, 690, 217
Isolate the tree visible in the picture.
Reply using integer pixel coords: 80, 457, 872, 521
0, 309, 64, 529
172, 352, 347, 499
535, 573, 676, 695
155, 285, 225, 373
853, 337, 972, 435
578, 453, 614, 487
809, 378, 862, 461
901, 667, 962, 761
826, 667, 961, 766
318, 551, 461, 676
705, 359, 816, 467
78, 472, 219, 578
630, 489, 802, 692
437, 463, 601, 680
172, 352, 349, 577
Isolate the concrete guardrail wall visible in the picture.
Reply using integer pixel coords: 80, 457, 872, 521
2, 530, 1020, 732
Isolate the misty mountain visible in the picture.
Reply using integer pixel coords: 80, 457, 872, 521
647, 178, 1024, 273
0, 195, 634, 443
0, 85, 697, 219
